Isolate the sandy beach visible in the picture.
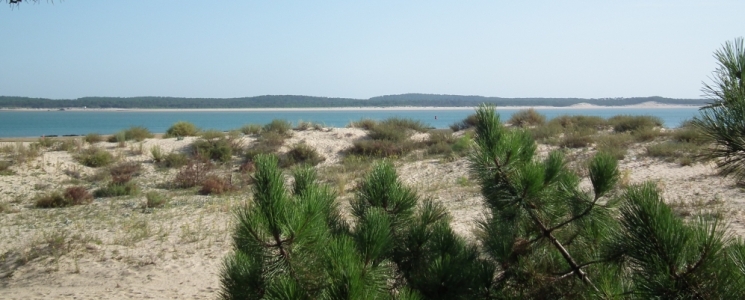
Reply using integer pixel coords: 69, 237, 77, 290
1, 122, 740, 299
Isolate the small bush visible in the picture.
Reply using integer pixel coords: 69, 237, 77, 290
191, 138, 233, 163
173, 161, 213, 188
124, 126, 154, 141
530, 122, 564, 142
55, 139, 81, 152
244, 131, 288, 161
348, 118, 378, 130
76, 147, 114, 167
94, 182, 139, 198
165, 121, 199, 138
145, 191, 168, 208
240, 124, 262, 135
263, 119, 292, 135
109, 161, 142, 184
9, 143, 41, 165
86, 168, 110, 183
608, 115, 663, 133
450, 114, 479, 131
368, 124, 409, 142
672, 125, 710, 145
0, 161, 14, 176
150, 146, 164, 162
36, 137, 56, 148
426, 130, 455, 145
280, 143, 326, 168
200, 129, 226, 140
34, 192, 69, 208
63, 186, 93, 205
348, 139, 417, 158
34, 187, 92, 208
294, 121, 317, 131
199, 174, 236, 195
84, 133, 103, 144
596, 134, 633, 160
161, 152, 189, 168
631, 127, 662, 142
508, 108, 546, 127
559, 132, 594, 148
108, 131, 127, 145
548, 115, 607, 130
380, 117, 429, 132
451, 135, 472, 153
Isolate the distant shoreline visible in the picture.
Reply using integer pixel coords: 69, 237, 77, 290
0, 102, 702, 112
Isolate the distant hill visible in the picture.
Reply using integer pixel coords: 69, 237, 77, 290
0, 94, 707, 109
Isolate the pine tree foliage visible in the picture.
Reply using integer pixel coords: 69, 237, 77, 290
606, 183, 745, 298
694, 37, 745, 181
469, 104, 621, 298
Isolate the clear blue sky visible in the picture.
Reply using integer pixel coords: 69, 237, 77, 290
1, 1, 743, 99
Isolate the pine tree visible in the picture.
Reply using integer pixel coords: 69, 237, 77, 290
693, 37, 745, 181
469, 104, 621, 298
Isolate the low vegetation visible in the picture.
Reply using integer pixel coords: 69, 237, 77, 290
165, 121, 200, 138
108, 126, 154, 142
75, 147, 114, 167
507, 107, 546, 127
34, 186, 92, 208
94, 182, 139, 198
279, 143, 326, 168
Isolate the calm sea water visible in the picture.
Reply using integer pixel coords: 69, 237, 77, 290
0, 107, 701, 138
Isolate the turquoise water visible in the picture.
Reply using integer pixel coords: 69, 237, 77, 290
0, 107, 701, 138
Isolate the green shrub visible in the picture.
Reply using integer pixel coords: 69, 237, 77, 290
548, 114, 607, 130
161, 152, 189, 168
348, 139, 417, 158
608, 115, 663, 133
450, 113, 479, 131
0, 160, 14, 176
54, 139, 81, 152
34, 192, 68, 208
150, 145, 164, 162
145, 191, 168, 208
508, 108, 546, 127
240, 124, 262, 135
348, 118, 378, 130
199, 129, 226, 140
191, 138, 233, 163
380, 117, 429, 132
94, 182, 139, 198
451, 135, 472, 153
263, 119, 292, 135
35, 186, 92, 208
165, 121, 199, 137
559, 131, 594, 148
36, 136, 56, 148
124, 126, 154, 141
631, 127, 662, 142
596, 134, 633, 160
672, 124, 710, 145
84, 133, 103, 144
244, 131, 288, 161
530, 122, 564, 142
76, 147, 114, 167
279, 143, 326, 168
368, 124, 409, 142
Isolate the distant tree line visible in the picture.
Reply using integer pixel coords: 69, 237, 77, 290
0, 94, 707, 109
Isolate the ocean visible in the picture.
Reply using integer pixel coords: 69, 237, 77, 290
0, 107, 701, 138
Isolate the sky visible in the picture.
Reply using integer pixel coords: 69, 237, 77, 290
1, 1, 743, 100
